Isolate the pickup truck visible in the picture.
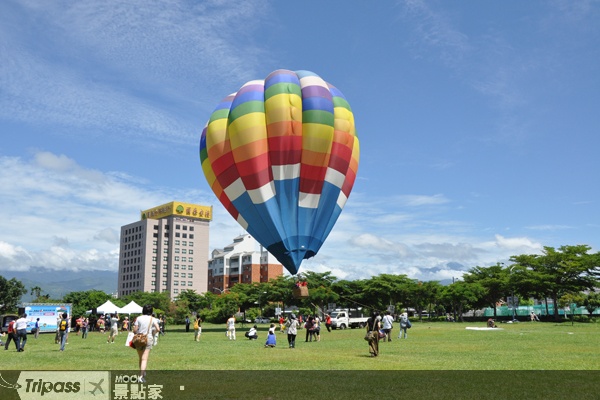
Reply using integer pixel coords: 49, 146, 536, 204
329, 309, 369, 329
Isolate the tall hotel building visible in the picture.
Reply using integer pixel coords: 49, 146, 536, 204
118, 201, 211, 298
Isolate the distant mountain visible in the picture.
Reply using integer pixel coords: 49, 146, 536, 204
0, 267, 118, 302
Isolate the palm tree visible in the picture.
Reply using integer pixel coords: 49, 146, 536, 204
30, 285, 42, 301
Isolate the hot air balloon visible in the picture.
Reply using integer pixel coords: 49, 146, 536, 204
200, 69, 359, 276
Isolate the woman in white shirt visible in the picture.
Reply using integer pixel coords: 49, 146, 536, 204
133, 305, 160, 383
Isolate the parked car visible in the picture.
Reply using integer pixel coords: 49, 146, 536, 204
254, 316, 270, 324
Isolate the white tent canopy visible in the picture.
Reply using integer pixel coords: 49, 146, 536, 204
120, 301, 143, 314
86, 300, 122, 315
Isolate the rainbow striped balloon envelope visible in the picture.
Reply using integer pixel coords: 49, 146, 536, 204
200, 69, 359, 275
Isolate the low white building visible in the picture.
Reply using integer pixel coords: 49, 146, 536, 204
207, 234, 283, 293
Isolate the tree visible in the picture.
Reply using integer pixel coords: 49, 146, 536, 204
0, 276, 27, 313
440, 281, 485, 322
463, 263, 509, 319
63, 290, 116, 318
583, 292, 600, 318
511, 245, 600, 321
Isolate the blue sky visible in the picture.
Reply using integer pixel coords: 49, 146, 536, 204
1, 0, 599, 282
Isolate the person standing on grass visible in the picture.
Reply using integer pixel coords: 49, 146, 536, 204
133, 305, 161, 383
81, 318, 89, 339
194, 316, 202, 342
58, 312, 69, 352
226, 315, 236, 340
366, 311, 381, 357
305, 316, 314, 342
313, 315, 321, 342
33, 318, 40, 339
185, 316, 191, 332
285, 314, 299, 348
107, 312, 119, 343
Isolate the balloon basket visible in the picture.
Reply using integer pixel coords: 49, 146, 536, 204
293, 286, 309, 299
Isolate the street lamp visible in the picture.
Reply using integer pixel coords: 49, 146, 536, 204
257, 291, 267, 316
504, 263, 518, 323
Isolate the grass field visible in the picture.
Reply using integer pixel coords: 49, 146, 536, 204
2, 321, 599, 399
3, 320, 599, 370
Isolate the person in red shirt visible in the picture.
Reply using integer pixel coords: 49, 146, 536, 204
4, 320, 18, 351
279, 315, 285, 333
325, 314, 332, 332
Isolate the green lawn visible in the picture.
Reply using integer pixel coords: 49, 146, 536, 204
3, 320, 599, 370
2, 321, 599, 399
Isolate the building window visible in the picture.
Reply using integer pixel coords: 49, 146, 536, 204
189, 234, 194, 239
174, 281, 179, 286
188, 281, 193, 286
176, 224, 181, 229
190, 227, 194, 231
174, 273, 179, 278
182, 241, 187, 246
188, 273, 193, 278
163, 248, 168, 253
174, 289, 179, 294
162, 273, 167, 278
152, 273, 156, 278
153, 249, 157, 254
175, 240, 180, 245
181, 273, 186, 278
182, 257, 187, 262
175, 256, 180, 261
174, 264, 179, 269
189, 242, 194, 247
151, 281, 156, 286
189, 250, 194, 255
163, 256, 168, 261
188, 265, 193, 270
176, 233, 180, 238
181, 249, 187, 254
188, 257, 193, 262
163, 240, 168, 245
175, 248, 180, 254
152, 256, 157, 262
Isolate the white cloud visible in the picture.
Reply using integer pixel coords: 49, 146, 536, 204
0, 0, 271, 146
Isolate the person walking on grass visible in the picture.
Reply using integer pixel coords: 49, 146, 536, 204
5, 320, 18, 351
398, 312, 410, 339
15, 313, 28, 352
381, 311, 394, 342
133, 305, 161, 383
285, 314, 299, 348
366, 311, 381, 357
107, 312, 119, 343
